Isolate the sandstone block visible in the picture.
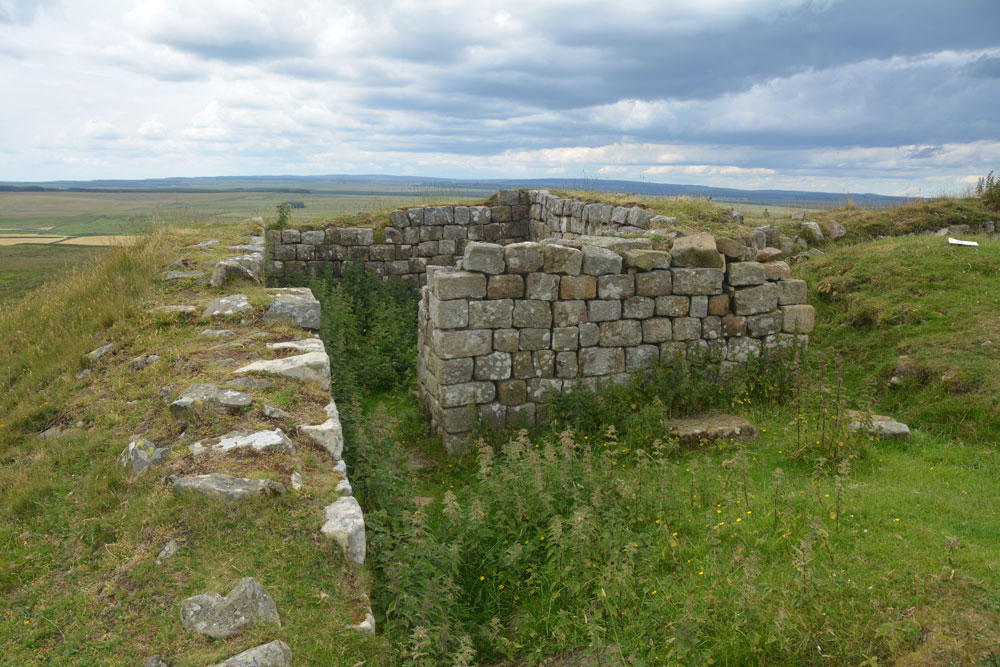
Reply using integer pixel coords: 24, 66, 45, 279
468, 299, 513, 328
763, 261, 791, 281
690, 295, 708, 318
702, 316, 722, 340
560, 275, 597, 300
579, 323, 600, 347
525, 272, 560, 300
715, 237, 746, 260
623, 296, 654, 319
727, 262, 766, 286
434, 357, 474, 384
527, 378, 562, 402
579, 347, 625, 376
642, 317, 673, 343
626, 345, 659, 371
556, 351, 579, 378
671, 232, 723, 268
598, 274, 635, 299
623, 249, 672, 271
543, 244, 583, 275
747, 311, 783, 337
475, 352, 512, 381
504, 242, 545, 273
635, 270, 672, 297
493, 329, 519, 353
340, 228, 374, 245
488, 274, 524, 299
781, 305, 815, 333
519, 328, 552, 351
708, 294, 730, 316
600, 320, 641, 347
454, 206, 470, 225
463, 242, 505, 274
180, 578, 280, 639
671, 268, 724, 295
582, 246, 623, 275
533, 350, 555, 377
553, 326, 579, 351
733, 283, 779, 315
777, 279, 808, 305
429, 295, 469, 329
756, 247, 783, 262
425, 206, 454, 225
553, 300, 588, 327
512, 352, 533, 379
441, 381, 496, 408
588, 299, 622, 322
498, 379, 527, 405
513, 300, 552, 328
469, 206, 491, 225
727, 337, 762, 362
673, 317, 702, 341
432, 329, 493, 359
656, 295, 689, 316
721, 314, 747, 337
432, 270, 487, 300
508, 403, 536, 428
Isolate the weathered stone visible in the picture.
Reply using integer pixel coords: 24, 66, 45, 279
800, 221, 824, 243
822, 221, 847, 240
702, 315, 722, 340
504, 242, 545, 273
180, 578, 280, 640
265, 337, 325, 353
127, 354, 160, 372
726, 262, 766, 286
655, 295, 688, 316
519, 328, 551, 351
155, 539, 179, 565
671, 268, 723, 295
669, 413, 758, 446
777, 279, 808, 305
433, 357, 474, 384
432, 270, 487, 300
299, 416, 344, 459
733, 283, 779, 316
847, 411, 910, 439
623, 249, 672, 271
526, 378, 562, 402
721, 314, 747, 337
554, 351, 578, 377
509, 274, 552, 305
226, 377, 274, 390
599, 320, 642, 346
623, 296, 654, 319
553, 300, 588, 327
596, 274, 633, 300
498, 379, 527, 405
264, 288, 321, 329
170, 384, 252, 418
588, 299, 622, 322
781, 305, 815, 333
642, 318, 673, 343
579, 347, 625, 376
475, 352, 512, 381
513, 300, 552, 328
463, 242, 505, 274
172, 475, 286, 503
551, 326, 579, 351
560, 275, 597, 300
507, 402, 536, 428
671, 232, 723, 268
441, 381, 496, 407
626, 345, 659, 371
429, 295, 469, 329
727, 337, 762, 362
340, 228, 374, 245
322, 496, 366, 565
468, 299, 513, 328
213, 640, 292, 667
488, 274, 524, 299
635, 270, 672, 297
543, 244, 583, 275
202, 294, 253, 319
581, 246, 623, 275
493, 329, 519, 353
747, 311, 783, 337
234, 351, 331, 391
673, 317, 702, 340
763, 261, 791, 281
190, 429, 295, 456
164, 270, 205, 282
262, 404, 290, 419
756, 247, 783, 262
690, 295, 708, 318
579, 323, 600, 347
211, 255, 262, 288
118, 439, 169, 476
715, 237, 746, 260
432, 329, 493, 359
708, 294, 730, 316
201, 328, 235, 338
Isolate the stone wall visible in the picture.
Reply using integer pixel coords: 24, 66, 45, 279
417, 234, 814, 454
265, 190, 532, 288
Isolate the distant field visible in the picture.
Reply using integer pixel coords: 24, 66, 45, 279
0, 244, 107, 302
0, 190, 483, 237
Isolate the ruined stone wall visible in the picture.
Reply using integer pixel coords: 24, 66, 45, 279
417, 235, 814, 454
265, 190, 532, 288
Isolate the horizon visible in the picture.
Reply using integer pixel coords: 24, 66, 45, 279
1, 0, 998, 197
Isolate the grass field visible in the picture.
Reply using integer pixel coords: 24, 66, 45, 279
0, 244, 109, 302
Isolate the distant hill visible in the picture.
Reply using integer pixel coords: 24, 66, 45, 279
0, 174, 917, 209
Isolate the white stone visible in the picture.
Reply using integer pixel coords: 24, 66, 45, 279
299, 418, 344, 460
189, 429, 295, 456
234, 351, 331, 391
322, 496, 366, 566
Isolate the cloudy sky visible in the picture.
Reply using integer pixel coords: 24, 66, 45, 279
1, 0, 998, 195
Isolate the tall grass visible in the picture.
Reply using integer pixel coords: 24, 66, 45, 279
0, 232, 166, 445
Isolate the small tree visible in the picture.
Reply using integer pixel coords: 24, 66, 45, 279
274, 202, 292, 228
976, 171, 1000, 211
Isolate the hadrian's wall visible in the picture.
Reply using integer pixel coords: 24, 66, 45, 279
266, 189, 816, 454
416, 235, 814, 454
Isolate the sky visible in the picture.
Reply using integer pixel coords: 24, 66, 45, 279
1, 0, 999, 196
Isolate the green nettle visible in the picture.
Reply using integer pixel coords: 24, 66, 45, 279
273, 202, 292, 228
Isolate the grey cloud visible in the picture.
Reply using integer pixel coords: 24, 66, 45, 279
0, 0, 56, 25
965, 54, 1000, 78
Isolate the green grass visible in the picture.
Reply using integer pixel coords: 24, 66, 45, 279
0, 244, 109, 302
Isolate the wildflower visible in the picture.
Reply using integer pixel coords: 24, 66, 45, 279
498, 584, 504, 590
480, 576, 485, 581
651, 590, 657, 595
655, 519, 661, 525
698, 570, 704, 575
23, 620, 29, 625
736, 518, 741, 522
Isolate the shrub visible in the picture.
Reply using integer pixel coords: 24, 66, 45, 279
976, 170, 1000, 211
